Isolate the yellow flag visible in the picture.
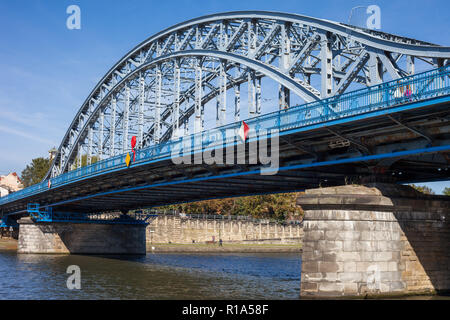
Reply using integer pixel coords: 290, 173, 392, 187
125, 153, 131, 167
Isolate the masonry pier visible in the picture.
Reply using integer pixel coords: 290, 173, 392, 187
297, 184, 450, 297
17, 217, 146, 254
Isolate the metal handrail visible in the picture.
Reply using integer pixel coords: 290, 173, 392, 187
140, 209, 302, 225
1, 65, 449, 206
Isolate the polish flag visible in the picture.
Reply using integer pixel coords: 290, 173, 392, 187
238, 121, 249, 142
48, 179, 52, 188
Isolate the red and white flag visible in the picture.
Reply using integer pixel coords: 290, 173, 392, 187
47, 179, 52, 188
131, 136, 137, 162
238, 121, 249, 142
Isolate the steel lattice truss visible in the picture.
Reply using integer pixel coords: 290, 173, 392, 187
47, 11, 450, 178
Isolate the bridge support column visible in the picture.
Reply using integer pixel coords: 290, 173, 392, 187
297, 183, 450, 298
17, 217, 146, 254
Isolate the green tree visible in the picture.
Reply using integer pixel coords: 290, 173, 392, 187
157, 192, 304, 221
443, 187, 450, 196
20, 157, 51, 187
70, 155, 99, 170
409, 184, 435, 195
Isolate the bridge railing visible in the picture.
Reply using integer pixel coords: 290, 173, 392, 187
143, 209, 303, 225
1, 65, 449, 207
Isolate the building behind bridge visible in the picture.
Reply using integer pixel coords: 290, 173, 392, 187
0, 172, 23, 197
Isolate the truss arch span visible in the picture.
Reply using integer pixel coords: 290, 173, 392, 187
47, 11, 450, 178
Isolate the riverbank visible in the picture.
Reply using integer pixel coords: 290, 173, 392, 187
0, 238, 302, 253
147, 243, 302, 253
0, 238, 18, 251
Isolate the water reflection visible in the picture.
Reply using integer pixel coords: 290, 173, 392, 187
0, 252, 301, 300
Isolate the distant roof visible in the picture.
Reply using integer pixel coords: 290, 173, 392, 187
0, 172, 21, 183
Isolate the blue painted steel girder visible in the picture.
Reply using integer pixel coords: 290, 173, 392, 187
25, 203, 155, 225
0, 65, 448, 216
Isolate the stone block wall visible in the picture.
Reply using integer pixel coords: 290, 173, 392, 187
147, 215, 303, 245
18, 217, 146, 254
298, 184, 449, 297
399, 212, 449, 293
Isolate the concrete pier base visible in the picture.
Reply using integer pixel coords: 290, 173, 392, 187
17, 217, 146, 254
297, 183, 450, 298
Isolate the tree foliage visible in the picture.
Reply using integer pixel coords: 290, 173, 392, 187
20, 157, 51, 187
443, 187, 450, 196
21, 154, 100, 188
70, 155, 99, 170
159, 192, 304, 221
409, 184, 435, 195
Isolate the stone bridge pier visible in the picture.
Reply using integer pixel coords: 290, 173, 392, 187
17, 217, 146, 254
297, 183, 449, 298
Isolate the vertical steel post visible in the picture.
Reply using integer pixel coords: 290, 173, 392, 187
99, 111, 104, 160
194, 59, 203, 133
248, 71, 256, 116
154, 66, 162, 144
278, 86, 290, 110
216, 91, 220, 126
278, 22, 291, 110
217, 60, 227, 126
220, 21, 228, 51
195, 26, 200, 49
88, 126, 93, 165
320, 31, 333, 99
138, 76, 145, 148
123, 86, 130, 153
78, 143, 82, 168
234, 83, 240, 122
221, 60, 227, 123
111, 97, 116, 157
368, 52, 382, 85
407, 56, 415, 75
184, 119, 189, 136
247, 19, 256, 58
173, 59, 181, 139
256, 77, 261, 114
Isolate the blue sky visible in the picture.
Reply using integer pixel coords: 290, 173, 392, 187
0, 0, 448, 193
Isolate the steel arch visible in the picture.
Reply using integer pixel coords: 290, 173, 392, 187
47, 10, 450, 178
58, 50, 323, 169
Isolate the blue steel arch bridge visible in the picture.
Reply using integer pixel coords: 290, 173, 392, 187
0, 11, 449, 225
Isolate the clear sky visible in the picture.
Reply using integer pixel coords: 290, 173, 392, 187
0, 0, 448, 193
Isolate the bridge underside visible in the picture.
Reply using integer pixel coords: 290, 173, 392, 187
2, 97, 449, 216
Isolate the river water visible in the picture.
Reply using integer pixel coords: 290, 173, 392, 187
0, 251, 301, 299
1, 250, 448, 300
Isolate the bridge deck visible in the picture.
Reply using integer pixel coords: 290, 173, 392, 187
1, 66, 449, 216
